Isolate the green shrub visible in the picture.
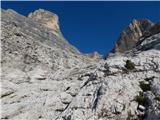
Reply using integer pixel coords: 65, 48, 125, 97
139, 81, 151, 92
155, 96, 160, 102
135, 92, 145, 106
125, 60, 135, 70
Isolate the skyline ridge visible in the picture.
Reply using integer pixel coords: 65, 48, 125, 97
2, 1, 160, 55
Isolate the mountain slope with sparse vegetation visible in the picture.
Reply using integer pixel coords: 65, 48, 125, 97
1, 9, 160, 120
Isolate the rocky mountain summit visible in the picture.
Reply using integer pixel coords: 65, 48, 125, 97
111, 19, 160, 54
28, 9, 61, 37
1, 9, 160, 120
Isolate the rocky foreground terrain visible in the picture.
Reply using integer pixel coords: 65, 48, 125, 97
1, 9, 160, 120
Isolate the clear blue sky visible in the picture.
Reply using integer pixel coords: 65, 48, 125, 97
2, 1, 160, 55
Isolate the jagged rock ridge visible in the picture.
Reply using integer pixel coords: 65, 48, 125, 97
1, 9, 160, 120
111, 19, 160, 54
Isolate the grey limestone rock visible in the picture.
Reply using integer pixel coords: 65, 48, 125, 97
1, 9, 160, 120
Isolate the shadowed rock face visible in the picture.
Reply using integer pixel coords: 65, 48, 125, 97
112, 19, 154, 53
1, 9, 160, 120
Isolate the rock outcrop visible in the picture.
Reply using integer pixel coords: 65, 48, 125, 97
28, 9, 61, 36
111, 19, 154, 53
1, 9, 160, 120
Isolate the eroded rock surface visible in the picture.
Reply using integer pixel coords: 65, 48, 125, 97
1, 9, 160, 120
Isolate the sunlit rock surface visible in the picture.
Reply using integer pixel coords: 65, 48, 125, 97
1, 9, 160, 120
111, 19, 159, 53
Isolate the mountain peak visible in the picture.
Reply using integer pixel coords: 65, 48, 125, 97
131, 19, 153, 32
111, 18, 154, 53
28, 9, 60, 34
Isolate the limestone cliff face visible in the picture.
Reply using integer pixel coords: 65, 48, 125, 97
28, 9, 60, 36
112, 19, 153, 53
